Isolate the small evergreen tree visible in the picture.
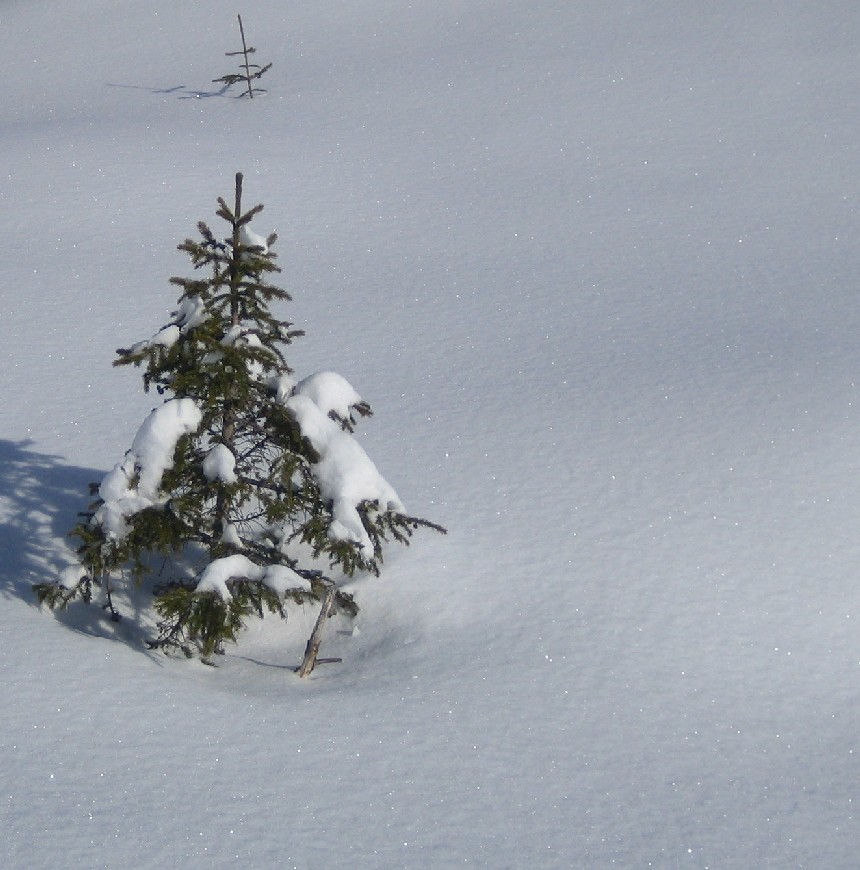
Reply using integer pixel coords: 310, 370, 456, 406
35, 173, 444, 672
213, 15, 272, 99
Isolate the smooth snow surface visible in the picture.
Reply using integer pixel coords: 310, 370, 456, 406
2, 1, 860, 868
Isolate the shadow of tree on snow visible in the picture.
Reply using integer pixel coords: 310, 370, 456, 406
0, 439, 98, 601
106, 81, 233, 100
0, 440, 158, 650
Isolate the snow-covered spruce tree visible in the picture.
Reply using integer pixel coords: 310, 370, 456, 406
34, 173, 444, 671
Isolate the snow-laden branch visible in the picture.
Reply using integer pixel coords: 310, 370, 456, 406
195, 554, 311, 600
95, 398, 202, 539
124, 296, 208, 355
285, 390, 404, 558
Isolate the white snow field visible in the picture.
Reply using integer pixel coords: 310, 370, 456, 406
2, 1, 860, 866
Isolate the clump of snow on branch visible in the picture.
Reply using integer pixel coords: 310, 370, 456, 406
238, 224, 268, 253
201, 327, 266, 379
59, 564, 87, 590
202, 443, 237, 484
95, 398, 202, 539
294, 371, 364, 421
128, 296, 208, 354
195, 554, 310, 601
222, 326, 265, 380
285, 392, 405, 557
268, 372, 296, 403
220, 523, 243, 548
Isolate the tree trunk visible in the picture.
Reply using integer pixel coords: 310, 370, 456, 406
296, 584, 337, 677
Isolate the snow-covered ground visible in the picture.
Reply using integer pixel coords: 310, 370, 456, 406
2, 1, 860, 866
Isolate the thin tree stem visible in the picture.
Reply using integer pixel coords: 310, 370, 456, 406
231, 171, 243, 326
237, 15, 253, 99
